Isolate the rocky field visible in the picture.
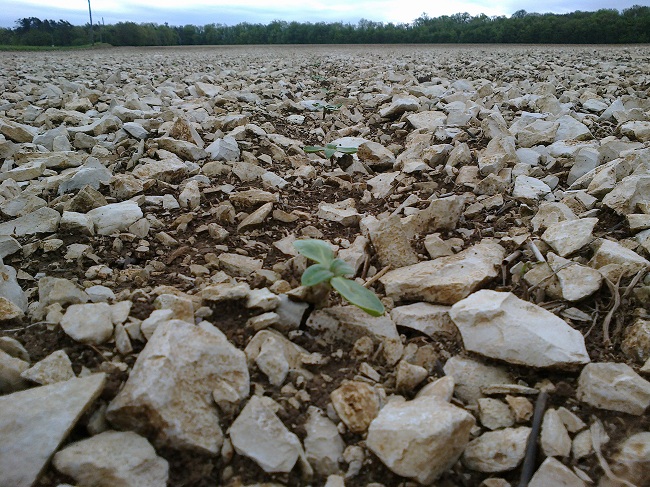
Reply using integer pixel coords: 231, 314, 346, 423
1, 44, 650, 487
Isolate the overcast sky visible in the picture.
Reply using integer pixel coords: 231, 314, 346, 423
1, 0, 647, 28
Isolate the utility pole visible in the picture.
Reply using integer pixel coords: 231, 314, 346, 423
87, 0, 94, 45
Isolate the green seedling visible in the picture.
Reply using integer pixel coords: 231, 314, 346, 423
294, 239, 385, 317
313, 101, 342, 119
303, 143, 357, 159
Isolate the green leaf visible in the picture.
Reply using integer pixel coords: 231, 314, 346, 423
330, 258, 354, 277
293, 239, 335, 265
330, 277, 385, 316
337, 146, 358, 154
301, 264, 334, 287
324, 146, 336, 158
304, 145, 324, 153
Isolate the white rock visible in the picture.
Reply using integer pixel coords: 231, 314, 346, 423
462, 427, 531, 473
244, 329, 310, 386
229, 395, 307, 474
589, 238, 650, 282
396, 360, 428, 391
0, 206, 60, 237
38, 276, 89, 308
106, 320, 249, 453
206, 136, 240, 161
0, 262, 27, 312
380, 242, 505, 305
555, 115, 592, 141
406, 110, 446, 130
179, 180, 201, 209
0, 348, 29, 393
381, 96, 420, 118
542, 217, 598, 257
20, 350, 74, 385
577, 362, 650, 415
478, 398, 515, 430
548, 253, 602, 301
60, 302, 115, 345
53, 430, 168, 487
600, 432, 650, 487
619, 120, 650, 142
443, 355, 514, 404
391, 302, 457, 337
450, 290, 590, 367
306, 306, 398, 344
0, 374, 106, 487
123, 121, 149, 139
87, 201, 143, 236
367, 396, 475, 484
529, 457, 586, 487
512, 175, 552, 202
602, 174, 650, 215
541, 408, 572, 458
304, 406, 344, 476
317, 198, 360, 227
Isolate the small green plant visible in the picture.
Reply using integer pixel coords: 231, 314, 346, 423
312, 101, 342, 119
303, 143, 357, 159
294, 239, 385, 317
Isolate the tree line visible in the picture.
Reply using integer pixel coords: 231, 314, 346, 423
1, 6, 649, 47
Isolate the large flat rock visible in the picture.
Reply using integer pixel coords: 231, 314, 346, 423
380, 242, 505, 304
0, 374, 106, 487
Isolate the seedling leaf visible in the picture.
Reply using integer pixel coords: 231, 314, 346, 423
294, 239, 335, 265
304, 145, 324, 153
330, 259, 354, 277
330, 277, 385, 316
301, 264, 335, 287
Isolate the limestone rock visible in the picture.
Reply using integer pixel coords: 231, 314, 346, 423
541, 408, 572, 458
396, 360, 428, 392
542, 218, 598, 257
548, 252, 602, 301
0, 206, 60, 237
380, 242, 505, 305
381, 96, 420, 118
330, 381, 379, 433
304, 406, 344, 476
478, 398, 515, 430
0, 374, 106, 487
206, 136, 240, 161
600, 432, 650, 487
229, 395, 307, 474
306, 305, 398, 345
391, 302, 457, 337
619, 120, 650, 142
317, 198, 360, 227
529, 457, 586, 487
244, 329, 307, 386
367, 396, 475, 484
87, 201, 143, 236
443, 355, 514, 404
0, 261, 27, 312
106, 320, 249, 453
20, 350, 74, 385
621, 319, 650, 363
589, 238, 650, 282
60, 302, 114, 345
0, 348, 29, 393
450, 290, 590, 367
53, 430, 169, 487
577, 362, 650, 415
462, 427, 531, 473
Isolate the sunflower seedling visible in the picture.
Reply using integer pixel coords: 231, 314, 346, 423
303, 143, 357, 160
293, 239, 385, 317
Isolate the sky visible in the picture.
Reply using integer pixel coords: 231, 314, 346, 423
1, 0, 647, 28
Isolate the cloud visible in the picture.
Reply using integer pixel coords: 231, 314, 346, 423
0, 0, 644, 28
